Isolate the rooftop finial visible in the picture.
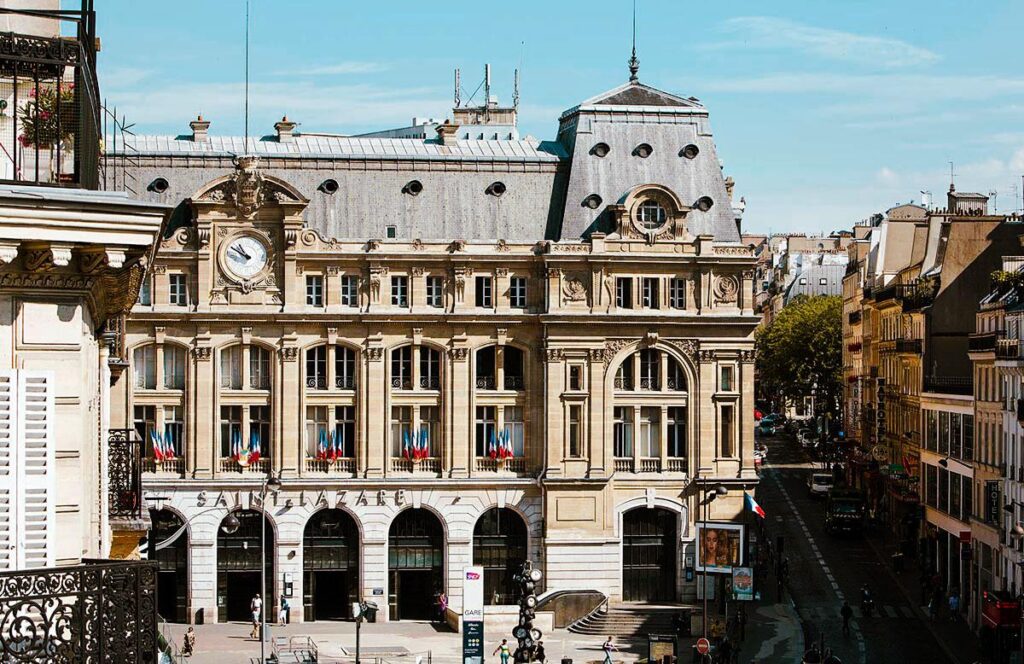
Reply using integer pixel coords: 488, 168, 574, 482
628, 0, 639, 82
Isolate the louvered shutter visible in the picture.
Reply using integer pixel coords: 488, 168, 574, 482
16, 371, 55, 569
0, 371, 14, 571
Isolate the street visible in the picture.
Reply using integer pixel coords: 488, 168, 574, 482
758, 429, 983, 664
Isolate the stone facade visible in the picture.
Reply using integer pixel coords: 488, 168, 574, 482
110, 77, 759, 625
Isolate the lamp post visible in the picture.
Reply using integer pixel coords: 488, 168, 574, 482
259, 472, 282, 663
700, 482, 729, 641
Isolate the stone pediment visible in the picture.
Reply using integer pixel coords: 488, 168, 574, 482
583, 81, 702, 108
190, 156, 308, 218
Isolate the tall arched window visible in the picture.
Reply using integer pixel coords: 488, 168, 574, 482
389, 344, 443, 474
131, 342, 187, 474
474, 345, 528, 474
304, 344, 359, 474
612, 348, 689, 473
219, 344, 273, 473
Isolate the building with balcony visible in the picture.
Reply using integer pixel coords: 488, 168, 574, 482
109, 72, 760, 624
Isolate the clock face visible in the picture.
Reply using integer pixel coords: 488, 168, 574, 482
224, 235, 269, 280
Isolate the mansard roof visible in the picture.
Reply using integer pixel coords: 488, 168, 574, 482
579, 80, 704, 109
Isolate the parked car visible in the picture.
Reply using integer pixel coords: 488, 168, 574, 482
807, 472, 834, 497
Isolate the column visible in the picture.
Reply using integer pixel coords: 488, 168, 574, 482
450, 346, 470, 478
365, 345, 386, 477
588, 349, 608, 477
545, 350, 564, 476
697, 350, 716, 476
193, 344, 214, 478
280, 345, 301, 476
660, 405, 669, 471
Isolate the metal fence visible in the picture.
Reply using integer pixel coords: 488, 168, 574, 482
109, 428, 143, 520
0, 559, 158, 663
0, 2, 100, 188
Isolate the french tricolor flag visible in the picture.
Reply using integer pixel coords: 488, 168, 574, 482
745, 492, 766, 519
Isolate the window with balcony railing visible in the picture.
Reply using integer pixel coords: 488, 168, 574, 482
475, 345, 524, 391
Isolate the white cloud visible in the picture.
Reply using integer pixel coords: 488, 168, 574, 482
876, 167, 899, 185
710, 17, 940, 68
273, 61, 388, 76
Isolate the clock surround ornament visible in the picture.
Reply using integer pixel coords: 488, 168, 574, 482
217, 230, 275, 292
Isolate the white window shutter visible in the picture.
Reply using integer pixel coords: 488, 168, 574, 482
16, 371, 55, 569
0, 371, 14, 571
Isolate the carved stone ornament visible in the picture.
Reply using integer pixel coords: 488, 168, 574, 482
412, 238, 425, 251
713, 275, 740, 304
281, 346, 299, 362
79, 250, 107, 274
669, 339, 699, 362
545, 348, 564, 362
231, 156, 264, 218
588, 347, 606, 362
450, 346, 470, 362
367, 347, 385, 362
23, 247, 54, 271
411, 266, 426, 277
698, 349, 716, 363
367, 239, 381, 252
603, 338, 634, 363
495, 239, 510, 252
197, 228, 210, 249
562, 276, 588, 303
740, 348, 756, 363
193, 346, 213, 361
495, 267, 509, 277
449, 239, 466, 253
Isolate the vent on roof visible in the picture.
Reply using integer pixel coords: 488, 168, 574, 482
582, 194, 603, 210
681, 144, 700, 159
633, 143, 653, 158
591, 142, 610, 158
486, 182, 507, 197
403, 180, 423, 196
695, 196, 714, 212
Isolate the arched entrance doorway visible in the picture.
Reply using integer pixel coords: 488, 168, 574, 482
150, 509, 188, 622
303, 509, 360, 620
217, 510, 274, 622
388, 509, 444, 620
473, 508, 527, 605
622, 507, 677, 602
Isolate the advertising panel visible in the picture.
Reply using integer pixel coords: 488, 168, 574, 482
695, 522, 745, 573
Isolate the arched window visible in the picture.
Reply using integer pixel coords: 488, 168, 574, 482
612, 348, 690, 473
305, 345, 359, 473
389, 345, 443, 473
474, 346, 528, 473
473, 508, 528, 605
164, 345, 186, 390
219, 345, 273, 472
133, 345, 156, 389
131, 343, 187, 473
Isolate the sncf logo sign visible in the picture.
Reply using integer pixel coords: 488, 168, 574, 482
466, 571, 480, 580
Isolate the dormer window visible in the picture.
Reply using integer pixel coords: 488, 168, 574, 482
591, 142, 610, 158
637, 200, 667, 230
633, 143, 653, 158
681, 144, 700, 159
695, 196, 714, 212
583, 194, 603, 210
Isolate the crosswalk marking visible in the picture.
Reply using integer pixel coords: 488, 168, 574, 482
797, 604, 914, 621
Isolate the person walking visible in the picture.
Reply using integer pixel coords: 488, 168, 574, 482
534, 640, 546, 664
249, 593, 262, 640
602, 636, 617, 664
948, 591, 960, 621
181, 626, 196, 657
493, 638, 511, 664
437, 591, 449, 625
279, 595, 290, 625
840, 601, 853, 636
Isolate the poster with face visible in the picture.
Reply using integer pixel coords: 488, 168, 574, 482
695, 523, 744, 573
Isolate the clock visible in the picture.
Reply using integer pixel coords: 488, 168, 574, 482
223, 235, 269, 280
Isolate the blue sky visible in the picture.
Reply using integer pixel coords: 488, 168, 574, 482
94, 0, 1024, 235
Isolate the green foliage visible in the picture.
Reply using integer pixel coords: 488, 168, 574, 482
18, 83, 76, 149
755, 295, 842, 414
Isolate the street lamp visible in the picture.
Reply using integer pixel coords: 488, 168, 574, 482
259, 472, 281, 664
700, 482, 729, 642
221, 513, 241, 535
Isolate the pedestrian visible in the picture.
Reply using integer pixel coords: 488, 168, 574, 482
437, 591, 449, 625
534, 640, 546, 663
948, 592, 959, 621
602, 636, 617, 664
493, 638, 511, 664
840, 601, 853, 636
717, 635, 733, 664
279, 595, 290, 625
181, 626, 196, 657
249, 593, 262, 640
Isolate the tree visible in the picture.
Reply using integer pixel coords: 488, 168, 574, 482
755, 295, 842, 417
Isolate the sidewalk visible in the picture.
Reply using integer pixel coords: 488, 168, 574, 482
863, 526, 983, 663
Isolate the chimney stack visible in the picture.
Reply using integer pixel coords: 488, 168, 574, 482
190, 115, 210, 142
274, 116, 297, 143
189, 114, 208, 142
436, 119, 459, 147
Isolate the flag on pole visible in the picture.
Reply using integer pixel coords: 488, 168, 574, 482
402, 430, 411, 460
488, 429, 498, 460
163, 427, 176, 461
150, 430, 163, 462
745, 492, 766, 519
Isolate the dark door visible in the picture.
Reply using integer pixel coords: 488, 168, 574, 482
303, 509, 359, 621
623, 508, 676, 602
305, 571, 351, 620
150, 509, 188, 623
388, 509, 444, 621
473, 508, 528, 605
157, 571, 179, 621
225, 571, 262, 621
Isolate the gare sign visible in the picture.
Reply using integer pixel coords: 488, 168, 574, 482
196, 488, 418, 509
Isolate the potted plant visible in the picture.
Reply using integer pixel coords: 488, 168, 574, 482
18, 82, 76, 180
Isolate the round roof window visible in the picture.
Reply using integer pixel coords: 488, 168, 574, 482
591, 143, 610, 158
634, 143, 653, 158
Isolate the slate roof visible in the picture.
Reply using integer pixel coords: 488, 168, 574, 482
122, 134, 566, 162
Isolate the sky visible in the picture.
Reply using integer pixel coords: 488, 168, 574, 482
92, 0, 1024, 235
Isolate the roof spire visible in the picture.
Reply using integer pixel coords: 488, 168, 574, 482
628, 0, 639, 82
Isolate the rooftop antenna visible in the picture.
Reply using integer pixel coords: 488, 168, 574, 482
244, 0, 251, 154
484, 63, 491, 105
989, 190, 998, 213
454, 68, 461, 108
948, 161, 955, 191
628, 0, 639, 82
513, 68, 520, 111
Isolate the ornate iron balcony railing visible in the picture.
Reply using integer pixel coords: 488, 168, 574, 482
108, 428, 142, 520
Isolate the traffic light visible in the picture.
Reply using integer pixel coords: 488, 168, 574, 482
512, 561, 543, 662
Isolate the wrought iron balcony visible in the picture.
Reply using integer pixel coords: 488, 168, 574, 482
475, 375, 495, 390
108, 428, 142, 520
306, 376, 327, 390
894, 339, 921, 354
614, 376, 634, 390
391, 377, 412, 390
335, 375, 356, 389
968, 331, 1002, 353
923, 375, 973, 395
997, 338, 1021, 360
0, 6, 100, 188
0, 559, 158, 661
419, 375, 440, 390
503, 375, 524, 391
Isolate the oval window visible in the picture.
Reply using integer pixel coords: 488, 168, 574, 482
583, 194, 603, 210
637, 200, 667, 229
591, 142, 610, 158
487, 181, 507, 197
633, 143, 653, 158
695, 196, 714, 212
149, 177, 169, 194
681, 144, 700, 159
403, 180, 424, 196
319, 178, 339, 195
